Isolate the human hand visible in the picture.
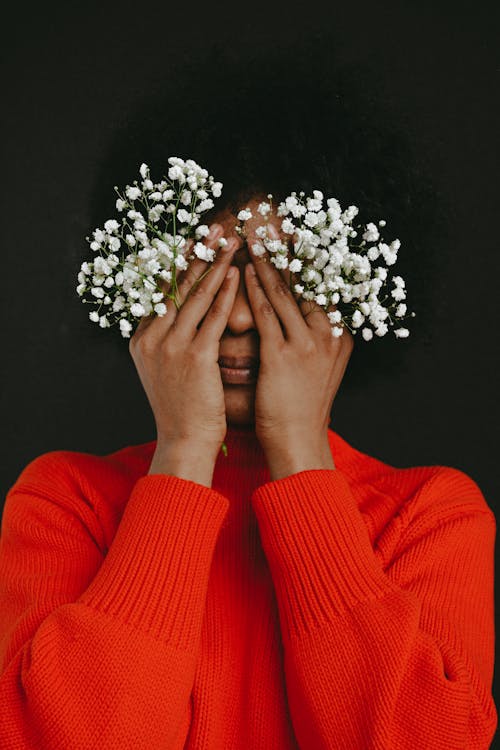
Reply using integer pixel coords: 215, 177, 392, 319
244, 225, 354, 478
129, 223, 240, 465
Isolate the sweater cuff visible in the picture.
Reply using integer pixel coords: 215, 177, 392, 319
251, 468, 398, 640
77, 474, 229, 649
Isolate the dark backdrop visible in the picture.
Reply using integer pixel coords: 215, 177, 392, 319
1, 0, 499, 735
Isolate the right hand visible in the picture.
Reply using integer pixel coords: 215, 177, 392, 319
129, 223, 240, 461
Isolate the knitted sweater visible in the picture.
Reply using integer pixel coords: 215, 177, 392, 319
0, 425, 496, 749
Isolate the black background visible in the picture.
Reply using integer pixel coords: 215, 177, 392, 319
1, 0, 499, 738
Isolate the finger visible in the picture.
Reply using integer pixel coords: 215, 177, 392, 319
132, 223, 226, 342
244, 261, 285, 343
170, 239, 240, 340
196, 266, 240, 348
175, 223, 225, 300
267, 223, 342, 336
247, 233, 309, 341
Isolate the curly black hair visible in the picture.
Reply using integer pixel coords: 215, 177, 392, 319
90, 33, 448, 389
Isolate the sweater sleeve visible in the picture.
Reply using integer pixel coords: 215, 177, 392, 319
251, 466, 497, 750
0, 451, 229, 750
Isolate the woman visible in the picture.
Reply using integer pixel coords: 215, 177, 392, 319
0, 47, 497, 749
0, 188, 497, 748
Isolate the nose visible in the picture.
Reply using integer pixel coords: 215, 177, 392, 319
225, 261, 258, 335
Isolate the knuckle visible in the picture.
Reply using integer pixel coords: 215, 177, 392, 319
209, 299, 226, 317
301, 337, 317, 356
260, 299, 275, 316
188, 282, 208, 300
272, 279, 290, 297
185, 346, 206, 366
136, 335, 156, 358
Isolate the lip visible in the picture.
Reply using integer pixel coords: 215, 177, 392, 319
218, 356, 259, 369
218, 356, 259, 385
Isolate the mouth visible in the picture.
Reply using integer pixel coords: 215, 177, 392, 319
218, 356, 259, 385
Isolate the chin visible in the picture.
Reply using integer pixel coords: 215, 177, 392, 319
223, 384, 256, 427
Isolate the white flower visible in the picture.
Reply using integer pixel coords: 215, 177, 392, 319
375, 322, 388, 336
237, 208, 253, 221
251, 242, 266, 257
176, 209, 191, 223
198, 198, 214, 212
281, 218, 296, 235
119, 318, 133, 336
168, 165, 185, 182
113, 296, 126, 312
391, 286, 406, 301
362, 222, 380, 242
104, 219, 119, 234
139, 163, 149, 179
193, 242, 216, 262
116, 199, 126, 211
394, 327, 410, 338
125, 186, 141, 201
331, 326, 344, 337
154, 302, 167, 316
288, 258, 303, 273
99, 315, 110, 328
314, 293, 327, 305
361, 327, 373, 341
304, 211, 320, 228
352, 309, 365, 328
257, 202, 272, 217
91, 286, 105, 298
306, 197, 322, 212
395, 303, 407, 317
130, 302, 146, 317
327, 310, 342, 324
271, 254, 289, 270
211, 181, 223, 197
195, 224, 210, 238
89, 311, 100, 322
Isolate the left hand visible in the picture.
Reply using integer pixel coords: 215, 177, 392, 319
244, 227, 354, 479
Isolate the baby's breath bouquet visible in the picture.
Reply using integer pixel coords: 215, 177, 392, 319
237, 193, 414, 340
77, 158, 227, 337
77, 157, 415, 340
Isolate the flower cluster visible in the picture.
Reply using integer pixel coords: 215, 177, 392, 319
77, 158, 414, 341
77, 158, 225, 338
237, 192, 415, 340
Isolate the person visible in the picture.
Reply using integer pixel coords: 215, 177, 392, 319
0, 187, 497, 749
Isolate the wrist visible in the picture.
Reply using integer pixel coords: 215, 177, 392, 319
149, 440, 218, 488
263, 436, 335, 481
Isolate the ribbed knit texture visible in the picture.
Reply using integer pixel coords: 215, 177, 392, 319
0, 425, 496, 749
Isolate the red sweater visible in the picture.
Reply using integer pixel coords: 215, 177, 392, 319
0, 425, 497, 749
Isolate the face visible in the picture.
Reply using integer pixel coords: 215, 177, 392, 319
210, 194, 291, 427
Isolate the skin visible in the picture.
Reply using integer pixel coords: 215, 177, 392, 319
130, 195, 354, 486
